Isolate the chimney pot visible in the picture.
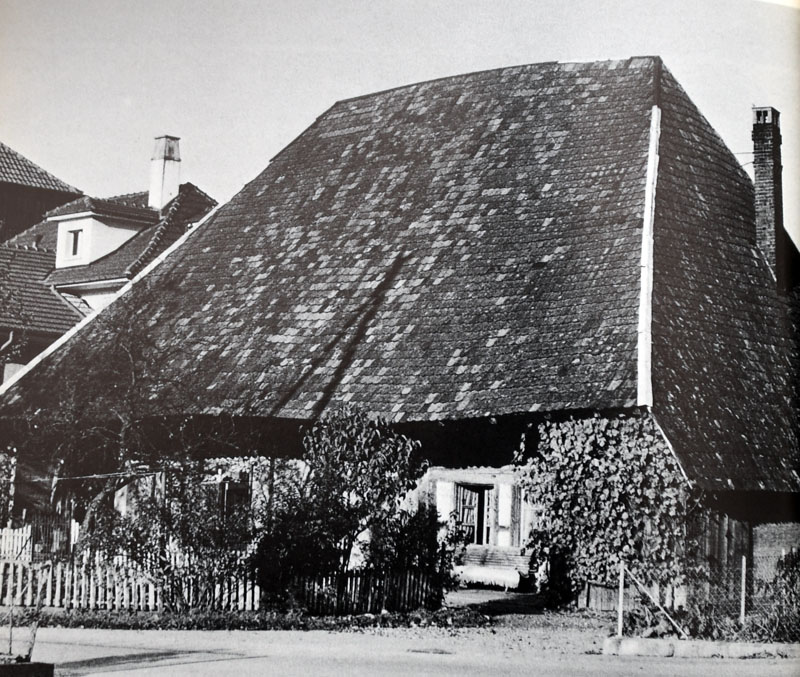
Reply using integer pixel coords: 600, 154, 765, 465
148, 135, 181, 211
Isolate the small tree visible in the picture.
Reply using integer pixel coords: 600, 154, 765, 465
514, 412, 690, 599
1, 276, 261, 529
299, 405, 425, 573
79, 458, 255, 612
251, 405, 426, 602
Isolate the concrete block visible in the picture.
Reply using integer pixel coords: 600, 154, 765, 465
618, 638, 674, 657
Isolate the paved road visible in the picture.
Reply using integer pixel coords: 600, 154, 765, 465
24, 627, 800, 676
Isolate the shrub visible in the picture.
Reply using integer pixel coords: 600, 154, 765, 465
366, 503, 467, 604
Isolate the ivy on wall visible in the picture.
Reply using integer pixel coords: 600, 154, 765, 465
514, 412, 689, 592
0, 447, 15, 524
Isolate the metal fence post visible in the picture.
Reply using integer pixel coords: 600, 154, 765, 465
617, 560, 625, 637
739, 554, 746, 625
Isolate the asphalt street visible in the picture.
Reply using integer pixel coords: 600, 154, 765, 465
22, 627, 800, 677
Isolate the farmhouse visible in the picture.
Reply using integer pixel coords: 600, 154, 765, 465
1, 57, 797, 581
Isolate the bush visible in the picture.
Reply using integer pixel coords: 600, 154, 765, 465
8, 606, 492, 631
366, 504, 467, 605
743, 550, 800, 642
514, 413, 688, 598
249, 406, 426, 607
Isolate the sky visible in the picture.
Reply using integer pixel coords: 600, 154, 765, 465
1, 0, 798, 245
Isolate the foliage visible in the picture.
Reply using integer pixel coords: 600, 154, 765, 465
251, 406, 426, 603
744, 550, 800, 642
249, 459, 342, 601
0, 449, 14, 524
366, 503, 467, 602
514, 412, 689, 597
8, 605, 492, 631
300, 405, 425, 571
78, 459, 254, 612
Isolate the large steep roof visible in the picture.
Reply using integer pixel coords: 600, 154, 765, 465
1, 57, 796, 493
9, 57, 657, 416
650, 68, 798, 492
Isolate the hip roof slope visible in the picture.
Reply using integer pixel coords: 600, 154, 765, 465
1, 58, 658, 421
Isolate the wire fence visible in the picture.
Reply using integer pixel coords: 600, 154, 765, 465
614, 548, 799, 642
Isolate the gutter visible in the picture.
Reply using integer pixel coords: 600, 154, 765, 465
636, 104, 661, 407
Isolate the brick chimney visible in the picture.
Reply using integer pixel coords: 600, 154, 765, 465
148, 135, 181, 211
752, 107, 789, 294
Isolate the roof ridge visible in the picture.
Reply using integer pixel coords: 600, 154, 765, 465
104, 189, 148, 201
125, 192, 184, 278
334, 56, 662, 107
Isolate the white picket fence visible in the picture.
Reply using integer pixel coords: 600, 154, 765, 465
0, 525, 32, 561
0, 558, 262, 612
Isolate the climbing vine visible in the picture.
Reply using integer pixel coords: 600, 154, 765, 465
514, 412, 690, 595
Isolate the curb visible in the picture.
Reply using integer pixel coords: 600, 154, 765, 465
603, 636, 800, 659
0, 664, 54, 677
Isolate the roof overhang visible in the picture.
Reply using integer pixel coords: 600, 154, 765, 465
54, 278, 129, 293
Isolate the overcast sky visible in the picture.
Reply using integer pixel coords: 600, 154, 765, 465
1, 0, 798, 244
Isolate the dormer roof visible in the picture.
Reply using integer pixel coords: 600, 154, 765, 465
45, 183, 215, 287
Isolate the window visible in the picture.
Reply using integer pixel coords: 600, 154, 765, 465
68, 229, 82, 257
455, 483, 492, 545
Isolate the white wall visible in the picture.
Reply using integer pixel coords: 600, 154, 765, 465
55, 215, 143, 269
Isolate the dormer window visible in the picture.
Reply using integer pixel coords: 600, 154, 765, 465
69, 229, 82, 257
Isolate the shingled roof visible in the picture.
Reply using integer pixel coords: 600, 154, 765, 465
0, 141, 80, 193
1, 57, 797, 493
0, 246, 82, 335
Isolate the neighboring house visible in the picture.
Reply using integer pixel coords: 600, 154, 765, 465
0, 136, 217, 383
1, 58, 797, 583
0, 141, 82, 242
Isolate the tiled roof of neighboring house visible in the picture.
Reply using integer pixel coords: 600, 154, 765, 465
45, 183, 216, 287
103, 190, 150, 210
0, 245, 82, 335
0, 57, 796, 494
0, 141, 80, 193
46, 195, 160, 223
5, 190, 154, 253
5, 219, 58, 252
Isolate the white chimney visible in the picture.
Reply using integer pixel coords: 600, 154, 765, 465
148, 135, 181, 210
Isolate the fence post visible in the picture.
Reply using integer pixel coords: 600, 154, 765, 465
617, 560, 625, 637
739, 554, 746, 625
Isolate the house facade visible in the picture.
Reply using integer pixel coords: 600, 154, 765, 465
0, 58, 797, 582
